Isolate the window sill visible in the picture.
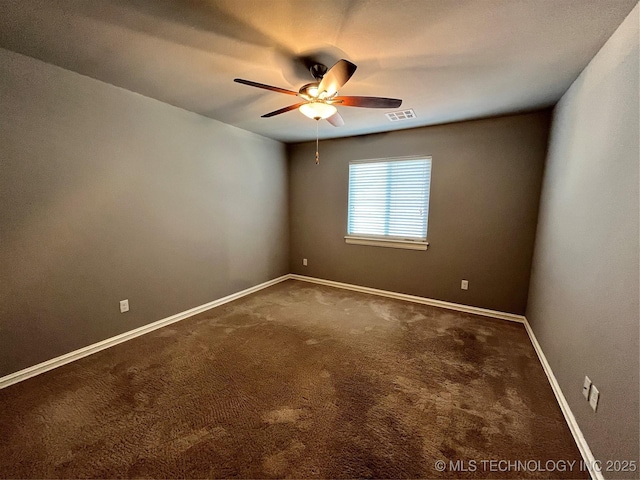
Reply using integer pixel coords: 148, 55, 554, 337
344, 236, 429, 251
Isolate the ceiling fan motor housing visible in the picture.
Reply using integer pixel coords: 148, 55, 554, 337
299, 82, 319, 97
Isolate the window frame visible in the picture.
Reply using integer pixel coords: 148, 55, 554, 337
344, 155, 432, 251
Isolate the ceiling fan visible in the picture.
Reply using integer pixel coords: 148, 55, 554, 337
234, 59, 403, 128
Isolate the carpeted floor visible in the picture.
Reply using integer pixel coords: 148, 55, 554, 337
0, 280, 584, 479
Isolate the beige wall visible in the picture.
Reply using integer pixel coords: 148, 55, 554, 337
527, 5, 639, 473
0, 49, 289, 377
288, 112, 551, 315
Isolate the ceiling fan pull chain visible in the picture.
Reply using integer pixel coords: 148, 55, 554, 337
315, 119, 320, 164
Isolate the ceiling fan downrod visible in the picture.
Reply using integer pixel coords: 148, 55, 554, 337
309, 63, 328, 81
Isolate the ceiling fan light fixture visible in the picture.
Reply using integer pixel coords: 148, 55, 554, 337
299, 102, 337, 120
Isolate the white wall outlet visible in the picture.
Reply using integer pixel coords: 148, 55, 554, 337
461, 280, 469, 290
582, 376, 592, 400
119, 299, 129, 313
589, 385, 600, 412
303, 258, 308, 266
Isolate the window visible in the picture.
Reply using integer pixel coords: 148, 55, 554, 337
346, 156, 431, 250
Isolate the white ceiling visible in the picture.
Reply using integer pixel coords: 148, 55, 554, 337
0, 0, 636, 142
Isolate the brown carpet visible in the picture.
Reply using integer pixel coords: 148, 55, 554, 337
0, 280, 584, 479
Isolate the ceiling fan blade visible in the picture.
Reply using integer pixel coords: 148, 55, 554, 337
261, 103, 306, 118
334, 96, 402, 108
326, 112, 345, 127
318, 59, 357, 96
234, 78, 298, 96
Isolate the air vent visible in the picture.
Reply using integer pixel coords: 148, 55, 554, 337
385, 109, 416, 122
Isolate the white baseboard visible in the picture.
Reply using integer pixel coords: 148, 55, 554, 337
523, 319, 602, 480
0, 275, 290, 390
289, 274, 526, 323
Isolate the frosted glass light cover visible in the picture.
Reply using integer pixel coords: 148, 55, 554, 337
299, 102, 337, 120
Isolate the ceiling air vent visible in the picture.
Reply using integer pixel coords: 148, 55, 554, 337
385, 109, 416, 122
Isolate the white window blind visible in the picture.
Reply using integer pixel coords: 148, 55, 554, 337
347, 157, 431, 242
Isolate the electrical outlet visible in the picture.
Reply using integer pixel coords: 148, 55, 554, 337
303, 258, 308, 266
119, 299, 129, 313
589, 385, 599, 412
582, 376, 592, 400
461, 280, 469, 290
